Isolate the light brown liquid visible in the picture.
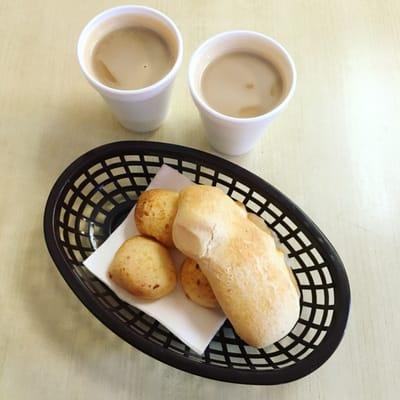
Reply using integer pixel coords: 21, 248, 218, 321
92, 26, 174, 90
201, 52, 283, 118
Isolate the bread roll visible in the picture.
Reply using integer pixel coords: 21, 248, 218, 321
180, 258, 218, 308
235, 200, 247, 216
247, 212, 300, 297
135, 189, 179, 247
172, 185, 300, 348
109, 236, 177, 300
247, 212, 268, 232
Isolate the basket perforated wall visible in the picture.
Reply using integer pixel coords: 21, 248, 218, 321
44, 141, 350, 384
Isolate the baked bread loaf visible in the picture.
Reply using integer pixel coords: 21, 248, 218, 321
247, 212, 300, 297
109, 236, 177, 300
172, 185, 300, 348
235, 200, 247, 216
135, 189, 179, 247
247, 212, 268, 232
180, 258, 218, 308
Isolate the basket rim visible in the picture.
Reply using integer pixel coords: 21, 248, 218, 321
43, 140, 351, 385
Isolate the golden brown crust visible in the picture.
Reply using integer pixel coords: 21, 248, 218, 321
173, 185, 300, 348
247, 212, 269, 232
180, 258, 218, 308
108, 236, 177, 300
134, 189, 179, 247
235, 200, 247, 216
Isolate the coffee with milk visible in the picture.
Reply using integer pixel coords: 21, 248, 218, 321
201, 52, 283, 118
92, 26, 174, 90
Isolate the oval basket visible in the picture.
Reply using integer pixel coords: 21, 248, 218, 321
43, 141, 350, 385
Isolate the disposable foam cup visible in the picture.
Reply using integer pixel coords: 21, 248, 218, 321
77, 5, 183, 132
188, 31, 296, 156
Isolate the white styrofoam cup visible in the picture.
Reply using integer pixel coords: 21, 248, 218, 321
188, 31, 296, 155
77, 6, 183, 132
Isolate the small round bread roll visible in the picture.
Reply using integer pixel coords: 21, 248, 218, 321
108, 236, 176, 300
135, 189, 179, 247
180, 258, 218, 308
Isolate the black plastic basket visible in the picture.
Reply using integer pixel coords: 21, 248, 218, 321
43, 141, 350, 385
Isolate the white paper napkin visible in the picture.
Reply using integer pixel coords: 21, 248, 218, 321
84, 164, 226, 354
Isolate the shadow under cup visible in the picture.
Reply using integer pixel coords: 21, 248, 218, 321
189, 31, 296, 156
77, 6, 183, 132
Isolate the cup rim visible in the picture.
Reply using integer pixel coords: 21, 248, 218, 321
188, 30, 297, 124
77, 5, 183, 96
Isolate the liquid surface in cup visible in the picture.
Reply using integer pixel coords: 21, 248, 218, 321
92, 27, 174, 90
201, 52, 283, 118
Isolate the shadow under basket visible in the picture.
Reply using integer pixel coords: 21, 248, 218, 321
43, 141, 350, 385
